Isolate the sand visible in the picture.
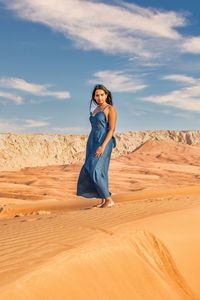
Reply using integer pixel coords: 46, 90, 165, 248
0, 139, 200, 299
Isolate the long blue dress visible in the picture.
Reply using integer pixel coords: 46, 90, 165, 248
76, 105, 116, 199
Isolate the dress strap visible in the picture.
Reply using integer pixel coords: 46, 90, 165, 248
102, 104, 109, 112
90, 104, 109, 117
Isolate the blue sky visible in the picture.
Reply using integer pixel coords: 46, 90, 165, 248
1, 0, 200, 134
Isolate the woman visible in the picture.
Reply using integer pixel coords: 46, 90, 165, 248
76, 84, 117, 208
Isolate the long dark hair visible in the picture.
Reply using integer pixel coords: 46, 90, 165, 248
89, 84, 113, 113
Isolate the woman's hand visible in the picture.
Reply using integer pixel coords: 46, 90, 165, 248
95, 145, 105, 157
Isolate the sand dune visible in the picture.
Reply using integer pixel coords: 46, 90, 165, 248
0, 204, 200, 299
0, 139, 200, 299
116, 139, 200, 168
1, 140, 200, 217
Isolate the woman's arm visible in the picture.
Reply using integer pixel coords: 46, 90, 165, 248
95, 106, 117, 157
101, 106, 117, 149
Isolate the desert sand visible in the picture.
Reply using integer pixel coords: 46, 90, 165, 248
0, 138, 200, 299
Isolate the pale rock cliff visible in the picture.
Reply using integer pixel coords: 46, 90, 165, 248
0, 130, 200, 171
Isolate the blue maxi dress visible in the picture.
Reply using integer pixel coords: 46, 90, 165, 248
76, 105, 116, 199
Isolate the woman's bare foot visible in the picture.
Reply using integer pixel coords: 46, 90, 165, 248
101, 199, 115, 208
93, 199, 106, 208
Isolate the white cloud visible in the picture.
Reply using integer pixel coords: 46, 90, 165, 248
0, 91, 23, 104
2, 0, 189, 59
52, 126, 85, 133
0, 77, 70, 99
181, 36, 200, 54
0, 118, 50, 133
88, 70, 147, 92
162, 74, 197, 85
142, 74, 200, 112
0, 120, 21, 131
0, 77, 49, 94
23, 119, 49, 128
47, 91, 70, 99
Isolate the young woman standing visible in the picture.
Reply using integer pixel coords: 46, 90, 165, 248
76, 84, 117, 208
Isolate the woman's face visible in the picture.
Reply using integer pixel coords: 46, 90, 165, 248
94, 89, 107, 105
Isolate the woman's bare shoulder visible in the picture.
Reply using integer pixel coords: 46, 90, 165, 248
108, 105, 116, 113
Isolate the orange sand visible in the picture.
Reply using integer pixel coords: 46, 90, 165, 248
0, 140, 200, 299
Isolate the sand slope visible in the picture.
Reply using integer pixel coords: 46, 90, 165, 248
0, 139, 200, 299
0, 204, 200, 299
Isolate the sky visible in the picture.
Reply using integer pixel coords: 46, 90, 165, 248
1, 0, 200, 135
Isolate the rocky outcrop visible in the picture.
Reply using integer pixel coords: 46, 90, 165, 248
0, 130, 200, 171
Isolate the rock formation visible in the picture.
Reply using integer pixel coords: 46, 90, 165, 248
0, 130, 200, 170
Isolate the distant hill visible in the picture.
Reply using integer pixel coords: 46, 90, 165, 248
116, 139, 200, 166
0, 130, 200, 170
